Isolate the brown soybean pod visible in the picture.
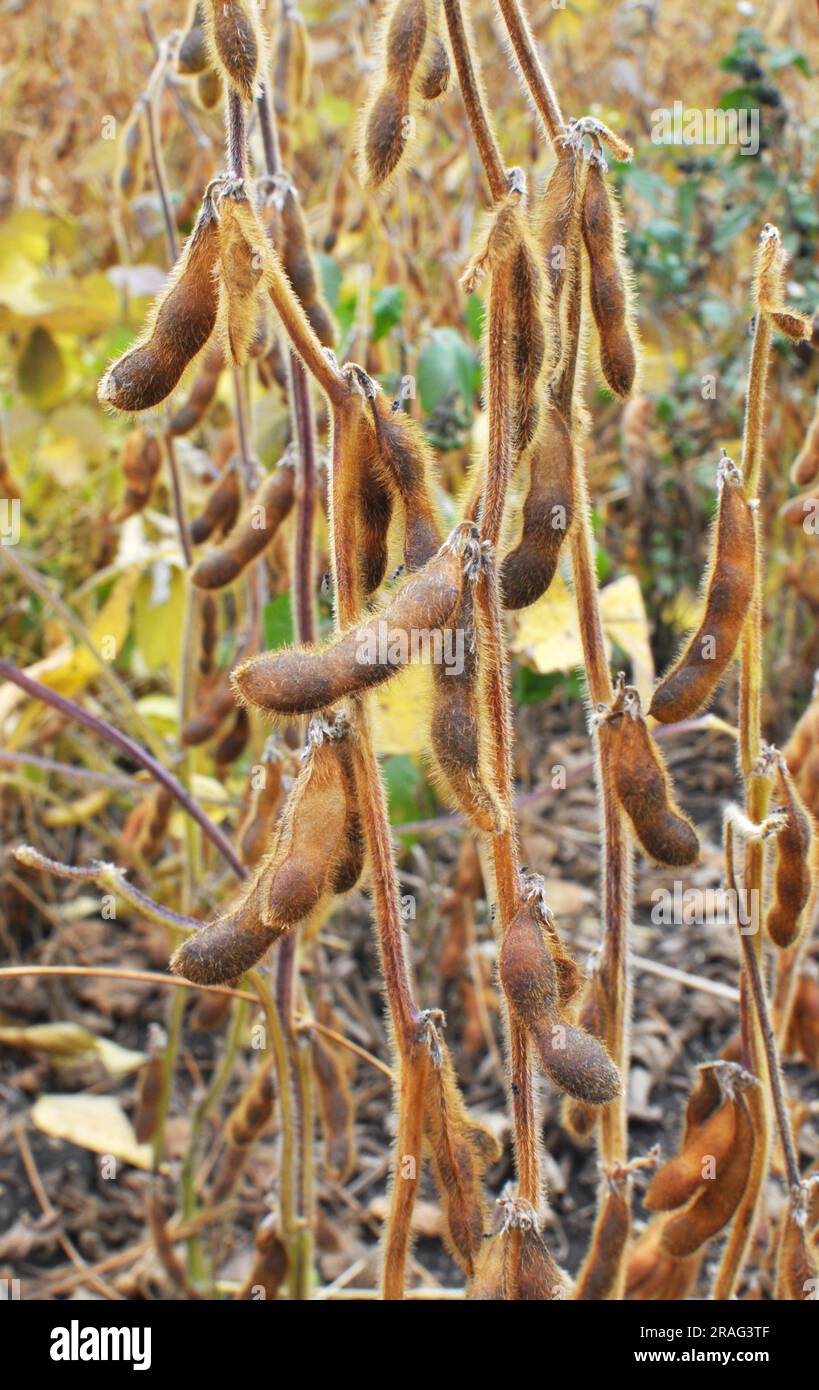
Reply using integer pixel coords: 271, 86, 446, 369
180, 679, 236, 746
178, 2, 210, 75
203, 0, 264, 102
574, 1178, 630, 1301
625, 1221, 702, 1300
648, 462, 755, 723
233, 543, 464, 716
216, 193, 270, 368
660, 1090, 755, 1258
213, 704, 250, 767
508, 232, 549, 456
499, 887, 619, 1104
766, 762, 813, 950
190, 461, 240, 546
192, 460, 295, 589
775, 1192, 818, 1300
169, 341, 223, 435
422, 1038, 501, 1276
113, 430, 162, 522
358, 456, 394, 594
197, 68, 223, 110
418, 34, 450, 100
368, 393, 441, 572
581, 157, 636, 399
329, 734, 365, 894
791, 391, 819, 488
117, 106, 146, 201
610, 687, 700, 867
268, 181, 337, 350
311, 1034, 356, 1181
98, 195, 220, 412
171, 728, 348, 984
430, 582, 502, 833
500, 401, 574, 610
360, 0, 430, 189
239, 748, 285, 867
645, 1094, 739, 1212
537, 146, 579, 372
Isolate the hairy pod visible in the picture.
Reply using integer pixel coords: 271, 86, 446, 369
368, 393, 441, 571
213, 704, 250, 767
755, 224, 811, 342
359, 0, 431, 189
180, 680, 236, 746
190, 461, 240, 546
192, 458, 295, 589
575, 1175, 631, 1300
775, 1188, 819, 1301
237, 1213, 288, 1300
581, 157, 636, 398
501, 401, 574, 609
233, 538, 465, 716
625, 1220, 702, 1300
123, 786, 173, 861
171, 719, 350, 983
422, 1035, 500, 1275
262, 180, 337, 351
659, 1081, 756, 1258
133, 1055, 163, 1143
537, 147, 579, 371
791, 392, 819, 489
169, 342, 223, 435
649, 458, 755, 723
98, 195, 220, 412
117, 105, 146, 201
609, 686, 700, 867
113, 430, 162, 522
418, 34, 450, 100
239, 746, 286, 867
766, 762, 813, 949
508, 230, 550, 456
311, 1034, 356, 1181
645, 1064, 741, 1212
203, 0, 264, 102
273, 2, 312, 125
197, 68, 223, 110
328, 734, 365, 894
430, 583, 503, 833
499, 879, 619, 1104
227, 1065, 276, 1148
562, 966, 608, 1143
178, 2, 209, 74
216, 191, 272, 367
789, 972, 819, 1068
470, 1222, 570, 1301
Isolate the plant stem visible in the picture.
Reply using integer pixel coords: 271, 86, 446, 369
144, 37, 179, 264
494, 0, 563, 143
442, 0, 508, 201
0, 659, 245, 877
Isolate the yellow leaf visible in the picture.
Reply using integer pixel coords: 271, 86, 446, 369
134, 565, 187, 674
510, 574, 585, 674
18, 326, 66, 409
372, 663, 432, 756
87, 567, 140, 664
599, 573, 654, 704
31, 1093, 154, 1169
0, 1023, 146, 1079
135, 693, 179, 736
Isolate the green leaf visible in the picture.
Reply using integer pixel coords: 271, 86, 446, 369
262, 594, 294, 653
417, 328, 477, 412
18, 326, 66, 409
316, 253, 342, 309
372, 285, 404, 342
466, 293, 484, 341
383, 754, 427, 829
768, 48, 810, 77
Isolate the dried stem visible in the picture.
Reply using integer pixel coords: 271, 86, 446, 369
442, 0, 508, 201
493, 0, 563, 144
0, 659, 245, 877
144, 37, 179, 264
